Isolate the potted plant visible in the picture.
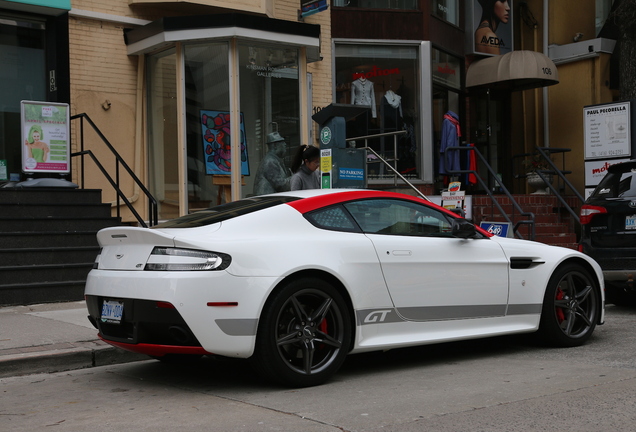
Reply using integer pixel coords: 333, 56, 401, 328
523, 154, 553, 194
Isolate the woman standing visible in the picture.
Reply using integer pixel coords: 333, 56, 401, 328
290, 145, 321, 191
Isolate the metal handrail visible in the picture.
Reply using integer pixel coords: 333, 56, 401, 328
71, 113, 158, 227
445, 145, 536, 240
534, 146, 584, 224
346, 130, 431, 201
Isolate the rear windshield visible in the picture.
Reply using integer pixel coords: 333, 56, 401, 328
153, 196, 300, 228
593, 169, 636, 198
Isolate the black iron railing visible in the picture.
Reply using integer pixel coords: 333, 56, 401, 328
71, 113, 158, 227
445, 145, 536, 240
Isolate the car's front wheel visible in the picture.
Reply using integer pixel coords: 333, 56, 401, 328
252, 277, 352, 387
537, 263, 600, 347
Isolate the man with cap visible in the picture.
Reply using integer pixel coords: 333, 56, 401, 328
253, 131, 292, 195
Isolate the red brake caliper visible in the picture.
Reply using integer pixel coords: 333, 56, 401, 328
555, 288, 565, 323
318, 319, 328, 349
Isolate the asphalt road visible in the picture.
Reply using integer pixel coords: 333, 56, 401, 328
2, 305, 636, 432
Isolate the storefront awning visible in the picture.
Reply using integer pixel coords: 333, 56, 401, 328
125, 13, 321, 62
466, 50, 559, 91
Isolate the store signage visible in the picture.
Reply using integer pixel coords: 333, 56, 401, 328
584, 158, 630, 187
320, 148, 332, 189
320, 126, 332, 145
339, 167, 364, 180
352, 66, 400, 81
300, 0, 328, 18
584, 101, 632, 160
21, 100, 70, 174
432, 49, 461, 89
480, 221, 511, 237
466, 0, 514, 57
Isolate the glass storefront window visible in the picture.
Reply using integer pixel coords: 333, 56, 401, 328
335, 43, 420, 180
432, 48, 461, 90
184, 42, 230, 210
238, 43, 299, 197
0, 16, 46, 179
147, 48, 178, 221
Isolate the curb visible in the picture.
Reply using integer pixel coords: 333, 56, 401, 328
0, 340, 147, 378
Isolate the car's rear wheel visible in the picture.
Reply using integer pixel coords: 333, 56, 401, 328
252, 277, 352, 387
538, 263, 600, 347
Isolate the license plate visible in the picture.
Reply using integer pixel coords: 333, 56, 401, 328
101, 300, 124, 324
627, 215, 636, 230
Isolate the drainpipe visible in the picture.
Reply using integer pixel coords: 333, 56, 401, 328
543, 0, 550, 148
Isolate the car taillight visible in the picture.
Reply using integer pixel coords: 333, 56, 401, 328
580, 205, 607, 225
145, 247, 231, 271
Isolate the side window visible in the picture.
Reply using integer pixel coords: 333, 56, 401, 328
305, 205, 359, 232
618, 172, 636, 197
343, 199, 453, 236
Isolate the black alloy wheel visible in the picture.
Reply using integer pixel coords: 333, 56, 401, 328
253, 277, 352, 387
538, 263, 600, 347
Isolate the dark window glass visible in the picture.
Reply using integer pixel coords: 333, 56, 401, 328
305, 205, 359, 232
153, 196, 299, 228
594, 171, 636, 198
343, 199, 453, 236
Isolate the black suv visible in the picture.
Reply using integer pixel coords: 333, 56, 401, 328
580, 160, 636, 305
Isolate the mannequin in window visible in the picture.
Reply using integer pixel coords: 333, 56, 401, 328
351, 75, 376, 118
382, 90, 403, 131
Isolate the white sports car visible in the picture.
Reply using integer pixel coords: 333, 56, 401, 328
85, 189, 604, 386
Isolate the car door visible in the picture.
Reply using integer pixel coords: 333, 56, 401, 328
344, 198, 510, 321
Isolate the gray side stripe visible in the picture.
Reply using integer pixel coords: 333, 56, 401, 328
215, 318, 258, 336
398, 305, 506, 321
507, 304, 543, 315
356, 303, 542, 325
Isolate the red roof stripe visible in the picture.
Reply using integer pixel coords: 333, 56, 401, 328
285, 190, 493, 237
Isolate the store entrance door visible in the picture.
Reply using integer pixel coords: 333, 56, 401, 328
473, 90, 511, 192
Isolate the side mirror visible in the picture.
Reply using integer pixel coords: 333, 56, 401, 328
452, 219, 478, 239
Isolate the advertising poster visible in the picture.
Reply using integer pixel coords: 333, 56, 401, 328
200, 110, 249, 175
584, 102, 631, 160
584, 158, 631, 187
21, 101, 70, 174
469, 0, 513, 56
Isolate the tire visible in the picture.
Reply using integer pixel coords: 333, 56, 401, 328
252, 277, 352, 387
537, 263, 601, 347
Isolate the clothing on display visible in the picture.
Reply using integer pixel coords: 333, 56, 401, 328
439, 110, 461, 175
383, 90, 403, 117
381, 90, 403, 131
351, 77, 376, 118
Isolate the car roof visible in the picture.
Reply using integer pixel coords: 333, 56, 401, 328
282, 189, 434, 214
608, 160, 636, 173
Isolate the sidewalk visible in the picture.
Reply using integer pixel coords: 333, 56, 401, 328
0, 301, 146, 378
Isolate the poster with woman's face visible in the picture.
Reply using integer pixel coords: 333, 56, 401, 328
472, 0, 513, 56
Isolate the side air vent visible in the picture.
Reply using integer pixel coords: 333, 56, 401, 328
510, 257, 545, 269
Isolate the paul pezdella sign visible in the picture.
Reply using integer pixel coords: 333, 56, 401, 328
21, 100, 70, 174
584, 101, 631, 160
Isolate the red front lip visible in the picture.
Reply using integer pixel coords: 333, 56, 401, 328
99, 335, 212, 357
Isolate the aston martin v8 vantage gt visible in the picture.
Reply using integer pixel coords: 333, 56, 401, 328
85, 189, 605, 387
